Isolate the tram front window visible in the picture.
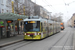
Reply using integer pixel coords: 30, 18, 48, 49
24, 21, 40, 32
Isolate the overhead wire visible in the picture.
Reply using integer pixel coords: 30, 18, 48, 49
44, 0, 57, 12
62, 0, 69, 13
62, 0, 75, 20
62, 0, 69, 21
67, 1, 75, 5
42, 0, 56, 12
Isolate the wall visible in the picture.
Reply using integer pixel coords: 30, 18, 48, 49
68, 13, 75, 27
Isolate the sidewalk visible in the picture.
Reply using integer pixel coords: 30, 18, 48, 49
0, 35, 24, 48
73, 33, 75, 50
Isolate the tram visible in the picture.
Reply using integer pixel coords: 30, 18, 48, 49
60, 22, 65, 30
23, 16, 61, 40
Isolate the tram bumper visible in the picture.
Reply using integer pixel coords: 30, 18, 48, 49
24, 35, 41, 40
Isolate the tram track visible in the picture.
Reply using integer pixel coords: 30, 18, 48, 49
48, 31, 72, 50
62, 32, 73, 50
13, 41, 35, 50
0, 29, 73, 50
0, 40, 24, 48
0, 32, 63, 50
1, 41, 27, 49
1, 41, 36, 50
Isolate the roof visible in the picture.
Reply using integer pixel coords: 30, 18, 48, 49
0, 13, 28, 20
48, 20, 53, 23
23, 18, 41, 21
23, 18, 48, 22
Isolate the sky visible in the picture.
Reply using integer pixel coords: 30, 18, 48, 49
31, 0, 75, 22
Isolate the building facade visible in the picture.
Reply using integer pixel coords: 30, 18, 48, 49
0, 0, 13, 13
68, 13, 75, 27
0, 0, 52, 18
34, 5, 51, 19
14, 0, 35, 16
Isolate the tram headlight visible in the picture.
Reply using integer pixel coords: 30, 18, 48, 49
38, 33, 41, 35
35, 33, 37, 35
38, 33, 39, 35
28, 35, 30, 36
24, 33, 26, 35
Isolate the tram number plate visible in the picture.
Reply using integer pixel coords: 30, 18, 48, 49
30, 35, 33, 36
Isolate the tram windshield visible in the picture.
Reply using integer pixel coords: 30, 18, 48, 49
24, 21, 40, 32
61, 25, 64, 27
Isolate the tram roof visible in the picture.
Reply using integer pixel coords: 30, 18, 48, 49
48, 20, 53, 23
23, 18, 48, 21
23, 18, 41, 21
0, 13, 28, 20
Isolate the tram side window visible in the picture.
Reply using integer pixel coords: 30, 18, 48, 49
24, 22, 26, 32
50, 24, 52, 30
44, 22, 47, 31
41, 23, 43, 31
45, 24, 48, 31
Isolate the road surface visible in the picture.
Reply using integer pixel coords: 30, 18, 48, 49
0, 27, 74, 50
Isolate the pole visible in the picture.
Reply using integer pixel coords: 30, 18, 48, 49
11, 1, 14, 13
13, 20, 16, 36
23, 6, 25, 15
4, 20, 7, 38
15, 0, 19, 34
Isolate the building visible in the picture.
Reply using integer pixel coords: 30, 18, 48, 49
0, 0, 13, 39
68, 13, 75, 27
67, 19, 72, 27
0, 0, 13, 13
14, 0, 35, 16
24, 0, 35, 16
34, 5, 51, 19
0, 1, 1, 13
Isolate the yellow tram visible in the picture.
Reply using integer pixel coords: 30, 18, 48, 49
23, 17, 61, 40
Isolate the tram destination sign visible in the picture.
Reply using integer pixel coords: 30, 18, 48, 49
7, 20, 13, 23
17, 19, 23, 21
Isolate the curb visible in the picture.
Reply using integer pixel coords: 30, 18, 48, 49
0, 39, 23, 48
73, 33, 75, 50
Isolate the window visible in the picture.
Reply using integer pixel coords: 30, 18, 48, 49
7, 0, 11, 3
2, 9, 4, 13
2, 9, 4, 11
74, 20, 75, 22
6, 0, 11, 5
2, 0, 3, 3
24, 21, 40, 32
7, 10, 8, 12
41, 23, 43, 31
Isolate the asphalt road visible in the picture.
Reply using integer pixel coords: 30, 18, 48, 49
0, 27, 74, 50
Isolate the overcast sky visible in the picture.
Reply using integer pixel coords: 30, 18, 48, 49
31, 0, 75, 22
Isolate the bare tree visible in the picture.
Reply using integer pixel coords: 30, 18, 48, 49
52, 12, 63, 22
